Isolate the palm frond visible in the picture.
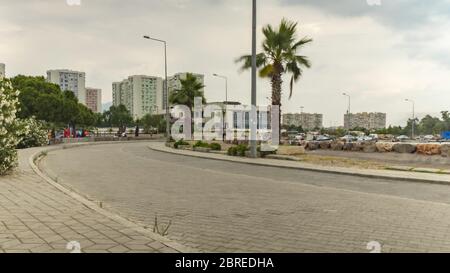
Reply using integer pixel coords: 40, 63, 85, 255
235, 53, 267, 72
292, 37, 313, 50
259, 64, 274, 78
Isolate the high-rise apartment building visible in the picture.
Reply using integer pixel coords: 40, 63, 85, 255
47, 69, 86, 105
344, 112, 386, 130
0, 63, 5, 80
112, 75, 164, 119
86, 88, 102, 113
283, 113, 323, 130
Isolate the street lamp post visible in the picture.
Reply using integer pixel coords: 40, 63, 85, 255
213, 74, 228, 141
300, 106, 305, 131
405, 99, 415, 140
250, 0, 258, 158
342, 93, 351, 131
143, 35, 170, 141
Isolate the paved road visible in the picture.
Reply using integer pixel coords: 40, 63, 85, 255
40, 142, 450, 253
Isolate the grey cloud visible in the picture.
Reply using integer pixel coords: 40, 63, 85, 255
280, 0, 450, 29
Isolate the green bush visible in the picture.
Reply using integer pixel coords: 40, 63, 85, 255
236, 144, 249, 157
193, 141, 210, 149
227, 145, 248, 157
209, 143, 222, 151
174, 139, 189, 149
0, 79, 21, 175
227, 147, 237, 156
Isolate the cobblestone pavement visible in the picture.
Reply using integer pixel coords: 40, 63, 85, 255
0, 147, 181, 253
40, 143, 450, 253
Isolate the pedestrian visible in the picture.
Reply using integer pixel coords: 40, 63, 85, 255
135, 125, 140, 137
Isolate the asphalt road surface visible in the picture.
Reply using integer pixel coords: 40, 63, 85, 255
39, 142, 450, 253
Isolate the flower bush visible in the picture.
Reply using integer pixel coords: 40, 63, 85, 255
16, 118, 48, 149
0, 79, 21, 175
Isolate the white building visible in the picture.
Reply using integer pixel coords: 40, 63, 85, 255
165, 72, 205, 110
0, 63, 5, 80
112, 75, 164, 119
47, 69, 86, 105
86, 88, 102, 113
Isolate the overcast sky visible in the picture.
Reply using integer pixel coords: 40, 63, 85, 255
1, 0, 450, 126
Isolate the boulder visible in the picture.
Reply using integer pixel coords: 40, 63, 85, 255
441, 144, 450, 157
319, 141, 331, 149
276, 146, 306, 156
306, 141, 320, 151
376, 142, 394, 153
330, 141, 344, 151
416, 144, 441, 156
351, 142, 363, 152
362, 142, 377, 153
393, 143, 417, 154
343, 142, 354, 151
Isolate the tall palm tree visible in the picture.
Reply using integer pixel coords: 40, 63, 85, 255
169, 73, 206, 110
236, 18, 312, 134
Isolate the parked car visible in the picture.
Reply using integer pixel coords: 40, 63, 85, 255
368, 134, 379, 141
316, 135, 332, 142
423, 135, 436, 142
357, 136, 375, 142
340, 135, 356, 142
295, 134, 305, 141
395, 135, 410, 142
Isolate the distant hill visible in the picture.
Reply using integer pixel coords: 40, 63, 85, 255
102, 102, 112, 113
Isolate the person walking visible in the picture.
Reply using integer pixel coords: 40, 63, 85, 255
135, 125, 140, 137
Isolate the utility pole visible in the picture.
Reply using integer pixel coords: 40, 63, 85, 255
250, 0, 258, 158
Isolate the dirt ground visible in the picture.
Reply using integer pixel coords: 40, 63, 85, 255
306, 149, 450, 170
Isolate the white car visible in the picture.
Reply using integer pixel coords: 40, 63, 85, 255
357, 136, 374, 142
341, 135, 356, 142
396, 135, 410, 142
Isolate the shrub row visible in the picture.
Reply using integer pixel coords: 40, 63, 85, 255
227, 144, 249, 157
193, 141, 222, 151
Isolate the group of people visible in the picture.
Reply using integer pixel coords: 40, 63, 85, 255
63, 128, 90, 138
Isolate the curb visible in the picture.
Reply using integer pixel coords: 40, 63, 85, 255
28, 141, 199, 254
270, 155, 449, 175
148, 144, 450, 186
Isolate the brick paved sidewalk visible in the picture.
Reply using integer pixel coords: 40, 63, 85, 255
0, 147, 188, 253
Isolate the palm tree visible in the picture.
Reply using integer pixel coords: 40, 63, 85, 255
169, 73, 206, 110
236, 18, 312, 133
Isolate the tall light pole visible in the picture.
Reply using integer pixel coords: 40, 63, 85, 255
342, 93, 351, 131
213, 73, 228, 141
405, 99, 415, 140
143, 35, 170, 141
250, 0, 258, 158
300, 106, 305, 131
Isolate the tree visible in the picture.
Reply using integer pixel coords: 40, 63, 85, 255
108, 105, 133, 131
441, 111, 450, 131
236, 18, 312, 136
10, 75, 97, 130
418, 115, 441, 135
141, 114, 166, 134
169, 73, 206, 110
